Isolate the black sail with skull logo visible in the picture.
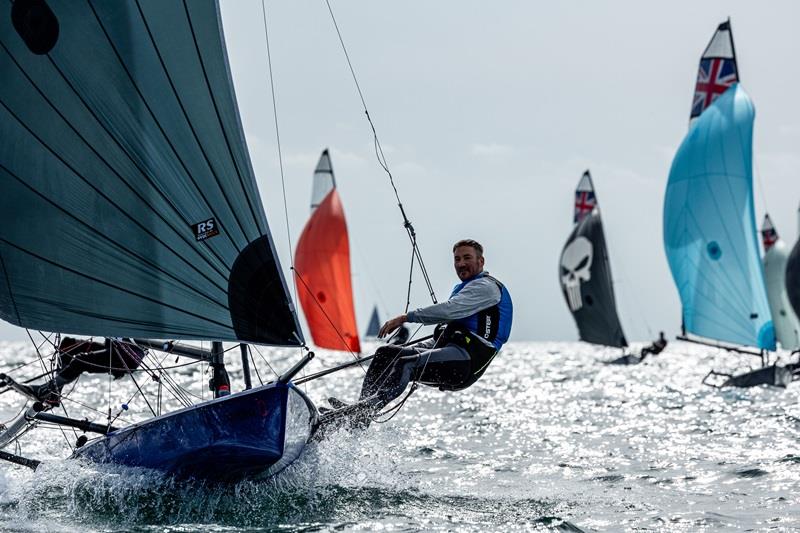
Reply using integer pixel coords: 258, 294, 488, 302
559, 171, 628, 348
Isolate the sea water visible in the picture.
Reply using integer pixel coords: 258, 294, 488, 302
0, 340, 798, 532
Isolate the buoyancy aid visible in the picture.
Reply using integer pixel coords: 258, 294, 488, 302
436, 273, 513, 390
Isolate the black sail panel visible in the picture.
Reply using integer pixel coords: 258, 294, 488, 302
559, 210, 628, 348
786, 238, 800, 323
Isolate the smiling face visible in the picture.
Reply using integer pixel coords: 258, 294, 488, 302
453, 245, 484, 281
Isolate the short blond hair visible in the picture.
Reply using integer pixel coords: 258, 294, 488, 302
452, 239, 483, 257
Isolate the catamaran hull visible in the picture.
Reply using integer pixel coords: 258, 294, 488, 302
74, 383, 315, 481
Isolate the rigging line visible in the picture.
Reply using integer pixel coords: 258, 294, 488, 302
323, 0, 437, 305
107, 340, 113, 428
56, 386, 79, 446
119, 348, 157, 418
365, 335, 444, 402
250, 350, 264, 386
404, 245, 416, 314
250, 344, 279, 378
143, 352, 198, 405
109, 372, 156, 426
598, 215, 653, 339
294, 270, 367, 369
753, 155, 769, 216
35, 331, 57, 355
374, 383, 417, 424
25, 329, 52, 392
260, 1, 303, 341
0, 358, 43, 378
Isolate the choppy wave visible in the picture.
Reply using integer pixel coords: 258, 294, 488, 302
0, 341, 797, 531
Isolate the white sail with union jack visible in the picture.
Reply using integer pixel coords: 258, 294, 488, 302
690, 20, 738, 121
573, 170, 597, 224
761, 214, 778, 253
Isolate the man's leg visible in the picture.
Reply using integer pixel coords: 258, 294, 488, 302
360, 344, 432, 400
362, 343, 471, 411
414, 344, 471, 389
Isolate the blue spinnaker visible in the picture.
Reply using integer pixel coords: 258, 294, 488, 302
0, 1, 303, 345
663, 83, 774, 349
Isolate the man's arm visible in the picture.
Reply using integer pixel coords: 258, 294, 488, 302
406, 277, 500, 325
378, 277, 501, 338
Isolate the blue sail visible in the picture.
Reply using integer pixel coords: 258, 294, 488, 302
663, 84, 774, 349
0, 1, 303, 345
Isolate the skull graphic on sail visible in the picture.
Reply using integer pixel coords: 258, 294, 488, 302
558, 170, 627, 348
560, 236, 593, 311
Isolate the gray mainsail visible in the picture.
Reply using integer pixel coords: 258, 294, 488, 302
0, 1, 302, 345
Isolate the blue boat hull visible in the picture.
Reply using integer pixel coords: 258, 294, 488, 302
74, 383, 315, 481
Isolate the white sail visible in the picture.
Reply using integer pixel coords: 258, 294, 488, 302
762, 216, 800, 350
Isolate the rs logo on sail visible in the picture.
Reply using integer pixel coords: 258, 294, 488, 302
192, 218, 220, 241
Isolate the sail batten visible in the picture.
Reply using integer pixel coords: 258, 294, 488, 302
0, 18, 237, 278
128, 1, 254, 247
0, 237, 235, 331
0, 0, 303, 345
90, 1, 250, 251
0, 170, 230, 308
0, 84, 234, 288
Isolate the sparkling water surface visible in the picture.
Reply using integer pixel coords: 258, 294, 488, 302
0, 339, 798, 532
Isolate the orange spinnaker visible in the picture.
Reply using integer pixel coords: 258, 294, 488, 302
294, 189, 361, 352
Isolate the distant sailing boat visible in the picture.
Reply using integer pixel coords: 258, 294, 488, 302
559, 171, 629, 355
784, 206, 800, 363
0, 1, 317, 479
663, 21, 792, 387
294, 149, 361, 353
365, 306, 381, 338
761, 215, 800, 350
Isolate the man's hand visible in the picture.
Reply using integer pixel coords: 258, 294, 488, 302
378, 314, 407, 339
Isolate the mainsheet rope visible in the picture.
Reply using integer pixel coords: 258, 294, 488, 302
323, 0, 437, 307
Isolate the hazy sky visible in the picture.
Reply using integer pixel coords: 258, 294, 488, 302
2, 1, 799, 345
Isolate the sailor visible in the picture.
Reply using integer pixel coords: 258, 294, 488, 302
2, 337, 145, 406
331, 239, 512, 416
639, 331, 667, 360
